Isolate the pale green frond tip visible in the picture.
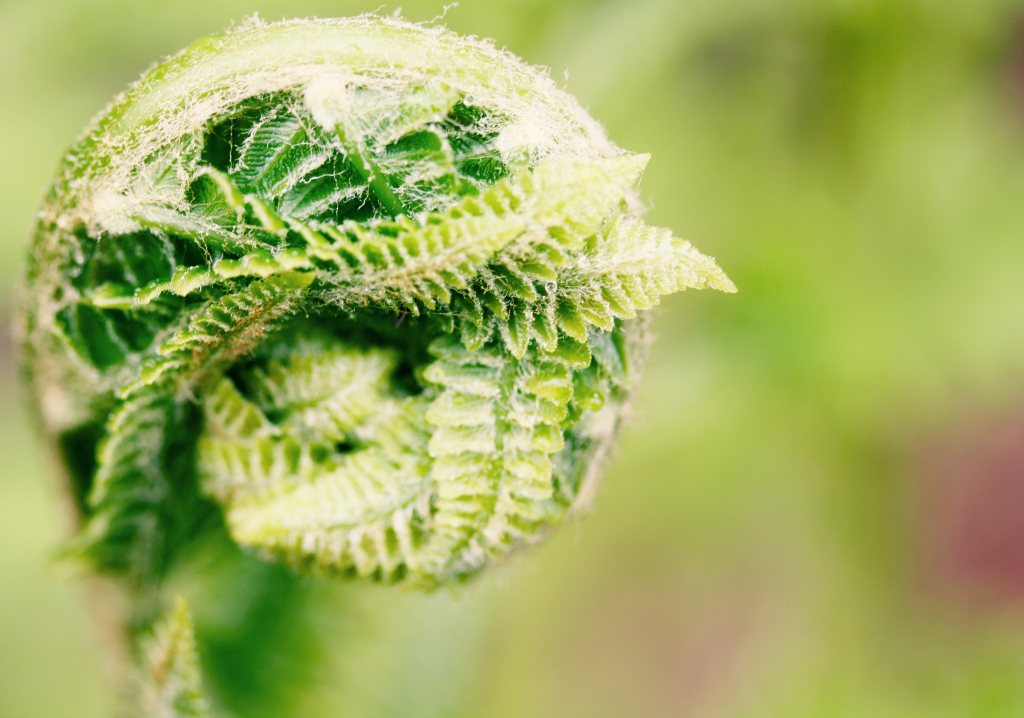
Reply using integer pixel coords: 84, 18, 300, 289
19, 14, 734, 595
137, 598, 210, 718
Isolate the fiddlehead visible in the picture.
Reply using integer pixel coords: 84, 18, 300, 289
17, 13, 734, 713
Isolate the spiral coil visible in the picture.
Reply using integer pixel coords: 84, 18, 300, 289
19, 16, 734, 593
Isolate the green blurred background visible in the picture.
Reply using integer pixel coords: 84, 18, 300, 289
9, 0, 1024, 715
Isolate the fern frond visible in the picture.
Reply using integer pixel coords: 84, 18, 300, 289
23, 9, 735, 652
64, 386, 181, 579
136, 598, 210, 718
17, 19, 743, 712
197, 345, 434, 581
557, 214, 735, 331
66, 274, 313, 579
18, 16, 739, 715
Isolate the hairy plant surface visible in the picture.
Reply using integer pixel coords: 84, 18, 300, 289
17, 14, 733, 715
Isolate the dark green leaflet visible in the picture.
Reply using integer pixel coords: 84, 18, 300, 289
199, 90, 504, 225
441, 100, 511, 185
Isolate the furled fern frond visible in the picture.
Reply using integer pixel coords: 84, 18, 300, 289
136, 598, 210, 718
70, 274, 314, 583
17, 14, 735, 715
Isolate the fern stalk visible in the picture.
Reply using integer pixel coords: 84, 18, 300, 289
16, 14, 734, 716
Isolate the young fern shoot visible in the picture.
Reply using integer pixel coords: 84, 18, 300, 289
17, 14, 734, 715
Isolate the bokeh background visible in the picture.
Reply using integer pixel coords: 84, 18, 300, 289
8, 0, 1024, 715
